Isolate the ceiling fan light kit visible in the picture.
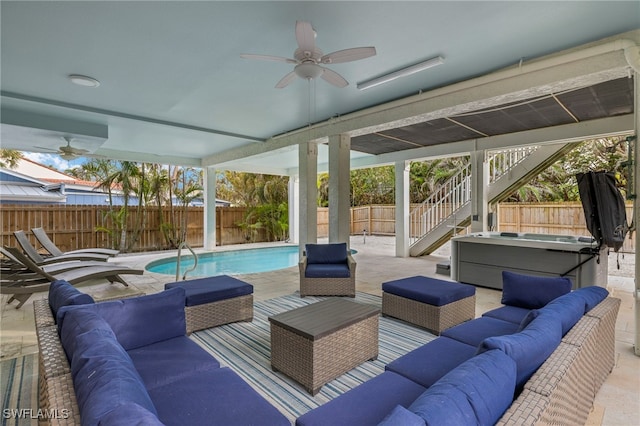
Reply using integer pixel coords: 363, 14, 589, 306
357, 56, 445, 90
68, 74, 101, 88
241, 21, 376, 88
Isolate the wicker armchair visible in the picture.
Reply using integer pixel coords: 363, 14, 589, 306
299, 243, 356, 297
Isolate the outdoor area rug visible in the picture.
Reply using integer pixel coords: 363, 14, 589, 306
191, 292, 436, 422
1, 354, 38, 426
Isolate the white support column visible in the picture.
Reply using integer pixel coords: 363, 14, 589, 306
395, 160, 410, 257
328, 134, 351, 245
299, 141, 318, 255
470, 148, 489, 233
203, 166, 217, 250
288, 175, 299, 244
634, 72, 639, 357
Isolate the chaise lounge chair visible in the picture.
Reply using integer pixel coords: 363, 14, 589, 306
31, 227, 119, 257
13, 230, 110, 264
1, 246, 143, 308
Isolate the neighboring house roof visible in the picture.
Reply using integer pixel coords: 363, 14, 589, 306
0, 168, 66, 203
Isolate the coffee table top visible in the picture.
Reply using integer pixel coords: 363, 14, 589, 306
268, 298, 380, 341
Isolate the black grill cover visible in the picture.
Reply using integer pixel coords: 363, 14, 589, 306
577, 171, 629, 252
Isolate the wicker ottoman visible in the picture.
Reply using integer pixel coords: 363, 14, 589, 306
382, 276, 475, 334
165, 275, 254, 334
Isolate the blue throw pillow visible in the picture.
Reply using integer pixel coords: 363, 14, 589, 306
378, 405, 425, 426
501, 271, 572, 309
478, 314, 562, 391
573, 286, 609, 312
48, 280, 94, 319
71, 328, 158, 425
409, 350, 516, 426
93, 287, 187, 350
305, 243, 348, 264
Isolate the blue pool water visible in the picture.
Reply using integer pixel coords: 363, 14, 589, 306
146, 245, 356, 277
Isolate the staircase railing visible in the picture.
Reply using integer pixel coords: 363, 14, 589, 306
175, 241, 198, 281
409, 146, 540, 246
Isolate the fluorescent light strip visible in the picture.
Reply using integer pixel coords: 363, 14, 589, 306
357, 56, 444, 90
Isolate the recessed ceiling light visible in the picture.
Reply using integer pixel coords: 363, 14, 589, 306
68, 74, 100, 88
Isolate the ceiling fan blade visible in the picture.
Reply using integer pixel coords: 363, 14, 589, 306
69, 147, 90, 155
321, 47, 377, 64
320, 67, 348, 88
295, 21, 316, 53
275, 71, 298, 89
240, 54, 297, 64
34, 146, 59, 153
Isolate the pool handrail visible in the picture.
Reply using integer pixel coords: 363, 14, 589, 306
176, 242, 198, 281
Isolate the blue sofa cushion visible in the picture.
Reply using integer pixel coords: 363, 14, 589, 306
127, 336, 220, 390
305, 243, 348, 264
501, 271, 572, 309
378, 405, 425, 426
149, 367, 289, 426
305, 263, 351, 278
382, 276, 475, 306
385, 337, 477, 388
441, 317, 519, 347
99, 402, 164, 426
95, 287, 186, 350
409, 350, 517, 426
478, 314, 562, 391
482, 305, 531, 324
574, 286, 609, 312
48, 280, 94, 319
296, 371, 426, 426
59, 305, 115, 362
519, 291, 585, 335
165, 275, 253, 306
70, 328, 157, 425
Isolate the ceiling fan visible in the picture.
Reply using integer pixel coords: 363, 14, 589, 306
241, 21, 376, 88
36, 137, 99, 161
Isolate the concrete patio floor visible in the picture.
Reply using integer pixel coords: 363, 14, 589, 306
1, 236, 638, 425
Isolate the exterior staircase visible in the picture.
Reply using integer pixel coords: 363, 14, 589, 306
409, 142, 581, 256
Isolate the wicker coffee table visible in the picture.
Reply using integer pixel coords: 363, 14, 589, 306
268, 298, 380, 395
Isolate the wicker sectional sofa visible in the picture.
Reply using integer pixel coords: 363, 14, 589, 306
35, 280, 289, 426
297, 273, 620, 426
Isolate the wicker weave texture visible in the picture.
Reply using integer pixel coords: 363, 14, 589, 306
498, 297, 620, 426
299, 254, 356, 297
381, 292, 475, 334
270, 315, 378, 395
34, 299, 55, 328
184, 294, 253, 334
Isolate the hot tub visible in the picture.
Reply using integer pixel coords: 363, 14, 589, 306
450, 232, 608, 290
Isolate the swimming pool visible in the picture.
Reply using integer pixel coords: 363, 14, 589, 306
146, 245, 356, 277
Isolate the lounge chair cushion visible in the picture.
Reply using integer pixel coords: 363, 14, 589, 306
382, 276, 475, 306
477, 314, 562, 390
408, 350, 516, 426
501, 271, 572, 309
385, 336, 477, 388
482, 305, 531, 324
378, 405, 425, 426
70, 328, 158, 425
574, 286, 609, 312
304, 263, 351, 278
441, 317, 519, 347
296, 371, 426, 426
128, 336, 220, 390
48, 279, 94, 318
149, 367, 289, 426
165, 275, 253, 306
305, 243, 348, 264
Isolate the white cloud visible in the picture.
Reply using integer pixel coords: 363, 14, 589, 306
23, 152, 86, 171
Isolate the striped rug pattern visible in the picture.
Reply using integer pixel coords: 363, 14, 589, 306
191, 292, 436, 423
1, 354, 38, 426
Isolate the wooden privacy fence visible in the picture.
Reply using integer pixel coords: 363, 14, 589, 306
1, 202, 634, 253
0, 205, 265, 253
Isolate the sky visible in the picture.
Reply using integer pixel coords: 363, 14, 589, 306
23, 151, 87, 172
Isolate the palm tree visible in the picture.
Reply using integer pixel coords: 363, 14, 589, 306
0, 149, 23, 169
